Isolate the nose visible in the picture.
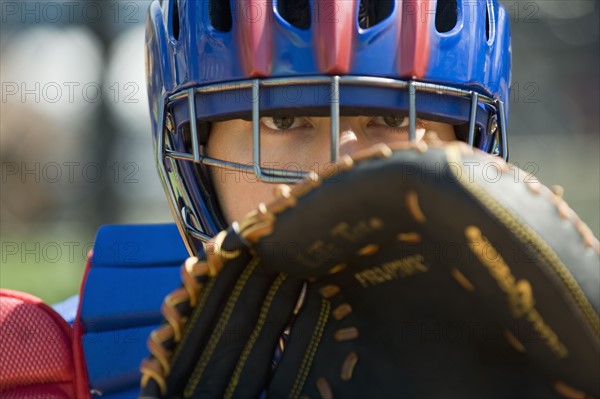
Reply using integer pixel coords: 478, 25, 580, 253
335, 117, 373, 157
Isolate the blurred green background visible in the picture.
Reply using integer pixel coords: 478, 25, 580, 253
1, 1, 599, 304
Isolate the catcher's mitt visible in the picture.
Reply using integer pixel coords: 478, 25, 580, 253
140, 141, 599, 399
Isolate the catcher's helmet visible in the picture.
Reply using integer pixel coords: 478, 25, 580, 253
145, 0, 512, 253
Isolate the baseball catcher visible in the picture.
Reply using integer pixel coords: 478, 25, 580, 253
0, 1, 597, 398
137, 0, 599, 398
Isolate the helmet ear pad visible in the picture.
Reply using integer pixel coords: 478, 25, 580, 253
192, 160, 228, 233
179, 120, 229, 233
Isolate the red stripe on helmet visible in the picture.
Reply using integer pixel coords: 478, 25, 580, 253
313, 1, 357, 74
237, 0, 273, 77
398, 0, 433, 78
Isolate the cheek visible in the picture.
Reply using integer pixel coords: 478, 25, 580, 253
207, 125, 326, 224
212, 174, 275, 223
206, 124, 250, 164
206, 124, 255, 223
212, 142, 330, 223
427, 122, 457, 141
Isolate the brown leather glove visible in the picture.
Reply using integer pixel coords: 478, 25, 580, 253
140, 142, 599, 399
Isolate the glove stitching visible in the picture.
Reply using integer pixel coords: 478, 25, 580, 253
289, 298, 331, 399
224, 273, 288, 399
184, 257, 260, 398
450, 155, 600, 341
170, 274, 218, 365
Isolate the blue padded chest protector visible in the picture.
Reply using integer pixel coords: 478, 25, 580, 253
78, 224, 188, 397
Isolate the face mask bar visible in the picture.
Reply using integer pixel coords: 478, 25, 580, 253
156, 75, 508, 246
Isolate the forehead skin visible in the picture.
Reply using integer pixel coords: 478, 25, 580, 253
206, 116, 455, 223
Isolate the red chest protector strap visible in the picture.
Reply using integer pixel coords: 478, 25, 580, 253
0, 289, 85, 399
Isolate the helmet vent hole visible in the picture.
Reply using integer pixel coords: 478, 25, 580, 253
485, 3, 492, 42
209, 0, 232, 32
359, 0, 394, 29
170, 0, 180, 41
278, 0, 311, 30
435, 0, 458, 33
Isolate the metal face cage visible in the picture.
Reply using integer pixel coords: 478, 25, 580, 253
155, 75, 508, 250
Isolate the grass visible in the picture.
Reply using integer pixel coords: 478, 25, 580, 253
1, 233, 91, 304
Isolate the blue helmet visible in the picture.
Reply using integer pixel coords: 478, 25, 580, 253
145, 0, 512, 254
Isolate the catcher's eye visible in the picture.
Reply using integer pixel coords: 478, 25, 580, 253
369, 115, 410, 128
260, 116, 310, 131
